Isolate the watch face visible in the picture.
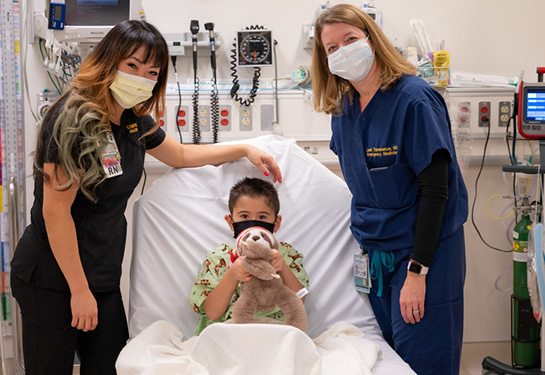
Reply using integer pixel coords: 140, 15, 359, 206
408, 262, 423, 274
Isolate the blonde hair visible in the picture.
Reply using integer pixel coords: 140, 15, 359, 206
34, 20, 169, 202
311, 4, 416, 115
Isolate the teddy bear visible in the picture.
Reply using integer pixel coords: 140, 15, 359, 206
231, 227, 308, 332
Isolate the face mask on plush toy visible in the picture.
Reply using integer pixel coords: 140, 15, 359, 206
231, 218, 276, 238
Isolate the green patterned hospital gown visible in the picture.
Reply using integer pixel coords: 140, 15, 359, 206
190, 242, 309, 335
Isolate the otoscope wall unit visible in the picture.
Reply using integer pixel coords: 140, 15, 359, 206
163, 32, 221, 56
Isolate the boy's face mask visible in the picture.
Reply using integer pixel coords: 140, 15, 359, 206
109, 70, 157, 109
327, 37, 374, 82
231, 218, 276, 239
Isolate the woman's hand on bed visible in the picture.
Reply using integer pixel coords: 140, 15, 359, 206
244, 146, 283, 183
399, 273, 426, 324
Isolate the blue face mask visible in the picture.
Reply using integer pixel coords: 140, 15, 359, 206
231, 218, 276, 239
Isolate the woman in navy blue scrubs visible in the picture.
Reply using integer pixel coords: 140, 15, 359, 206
311, 4, 468, 375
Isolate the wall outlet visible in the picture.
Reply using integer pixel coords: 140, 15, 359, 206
219, 105, 231, 131
498, 101, 511, 127
478, 101, 491, 127
176, 105, 189, 132
457, 101, 471, 128
240, 105, 252, 131
198, 105, 210, 132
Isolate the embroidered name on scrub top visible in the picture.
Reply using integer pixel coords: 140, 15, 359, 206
366, 145, 398, 169
99, 131, 123, 178
366, 145, 398, 158
126, 122, 138, 134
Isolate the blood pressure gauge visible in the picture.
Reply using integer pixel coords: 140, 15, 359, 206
236, 30, 273, 67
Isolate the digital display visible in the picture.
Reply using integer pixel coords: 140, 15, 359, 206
65, 0, 129, 26
524, 88, 545, 123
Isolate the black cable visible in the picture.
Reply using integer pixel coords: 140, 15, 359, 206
190, 20, 201, 144
192, 74, 200, 144
141, 167, 147, 196
273, 39, 279, 126
205, 22, 219, 143
171, 55, 183, 144
471, 119, 512, 253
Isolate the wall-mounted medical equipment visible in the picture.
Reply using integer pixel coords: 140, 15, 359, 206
190, 20, 201, 144
236, 29, 273, 67
484, 67, 545, 374
47, 2, 65, 30
36, 0, 145, 44
518, 81, 545, 139
205, 22, 220, 143
230, 26, 273, 109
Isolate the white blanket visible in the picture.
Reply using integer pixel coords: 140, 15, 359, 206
116, 320, 380, 375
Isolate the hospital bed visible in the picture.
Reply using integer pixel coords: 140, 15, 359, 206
119, 135, 416, 375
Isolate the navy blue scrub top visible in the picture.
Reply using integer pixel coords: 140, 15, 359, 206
330, 74, 468, 251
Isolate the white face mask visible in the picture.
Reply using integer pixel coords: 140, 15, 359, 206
327, 37, 375, 82
109, 70, 157, 109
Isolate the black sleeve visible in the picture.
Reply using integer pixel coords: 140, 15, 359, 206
141, 115, 166, 150
410, 149, 450, 267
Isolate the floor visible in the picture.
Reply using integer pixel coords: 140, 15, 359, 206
460, 341, 512, 375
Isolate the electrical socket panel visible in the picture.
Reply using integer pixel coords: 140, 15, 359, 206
176, 105, 189, 132
498, 101, 511, 127
240, 105, 252, 131
478, 101, 491, 127
198, 105, 210, 132
445, 88, 515, 136
157, 109, 166, 129
219, 105, 232, 131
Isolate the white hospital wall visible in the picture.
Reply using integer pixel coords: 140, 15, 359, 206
22, 0, 545, 344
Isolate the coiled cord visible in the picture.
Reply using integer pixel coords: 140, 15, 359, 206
210, 75, 219, 143
192, 74, 201, 144
229, 41, 261, 107
230, 24, 267, 108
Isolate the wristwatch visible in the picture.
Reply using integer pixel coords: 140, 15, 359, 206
407, 260, 429, 275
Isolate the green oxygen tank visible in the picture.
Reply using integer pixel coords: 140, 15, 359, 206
512, 202, 540, 367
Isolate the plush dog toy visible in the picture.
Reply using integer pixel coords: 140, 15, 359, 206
231, 227, 308, 332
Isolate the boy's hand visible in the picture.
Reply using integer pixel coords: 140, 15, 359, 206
270, 250, 285, 273
231, 258, 253, 282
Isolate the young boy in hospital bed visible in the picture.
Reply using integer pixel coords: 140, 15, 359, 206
189, 177, 309, 335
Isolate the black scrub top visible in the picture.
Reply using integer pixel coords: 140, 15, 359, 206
11, 101, 166, 292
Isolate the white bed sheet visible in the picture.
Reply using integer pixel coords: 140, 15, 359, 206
128, 135, 415, 375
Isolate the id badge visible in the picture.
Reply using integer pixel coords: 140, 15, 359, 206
99, 131, 123, 178
354, 253, 371, 293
